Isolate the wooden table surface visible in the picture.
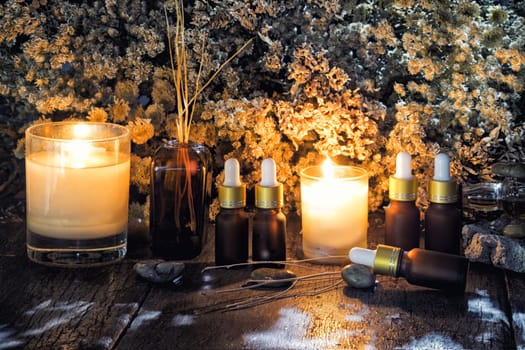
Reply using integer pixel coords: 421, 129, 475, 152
1, 211, 524, 350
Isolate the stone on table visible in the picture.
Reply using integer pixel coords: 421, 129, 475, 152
134, 259, 185, 284
341, 264, 375, 289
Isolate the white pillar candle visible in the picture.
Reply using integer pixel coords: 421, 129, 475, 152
26, 152, 130, 239
300, 159, 368, 262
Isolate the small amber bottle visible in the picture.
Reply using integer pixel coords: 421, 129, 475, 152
385, 152, 420, 250
350, 244, 469, 293
252, 158, 286, 263
215, 158, 249, 265
425, 153, 462, 254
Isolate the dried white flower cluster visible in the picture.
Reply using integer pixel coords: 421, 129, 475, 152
1, 0, 524, 219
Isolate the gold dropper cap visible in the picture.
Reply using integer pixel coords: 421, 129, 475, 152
255, 183, 283, 209
428, 180, 458, 204
389, 176, 418, 201
219, 184, 246, 209
374, 244, 402, 276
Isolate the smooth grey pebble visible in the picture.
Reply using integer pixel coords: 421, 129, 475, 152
250, 268, 297, 288
341, 264, 375, 288
134, 259, 185, 284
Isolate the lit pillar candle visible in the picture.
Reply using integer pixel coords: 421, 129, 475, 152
300, 159, 368, 262
25, 122, 130, 266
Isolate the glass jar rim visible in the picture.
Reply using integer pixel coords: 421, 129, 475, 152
300, 165, 368, 181
26, 121, 129, 142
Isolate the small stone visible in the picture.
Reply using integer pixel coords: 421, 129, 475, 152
134, 260, 185, 284
250, 268, 297, 288
341, 264, 375, 289
463, 222, 525, 272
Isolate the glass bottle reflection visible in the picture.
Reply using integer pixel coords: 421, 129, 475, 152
462, 162, 525, 237
500, 177, 525, 236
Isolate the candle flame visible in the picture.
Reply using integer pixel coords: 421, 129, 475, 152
61, 125, 105, 168
72, 123, 91, 139
62, 141, 92, 168
322, 158, 335, 179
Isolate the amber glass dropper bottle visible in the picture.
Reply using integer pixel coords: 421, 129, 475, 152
252, 158, 287, 264
350, 244, 469, 293
215, 158, 249, 265
425, 153, 462, 254
385, 152, 420, 250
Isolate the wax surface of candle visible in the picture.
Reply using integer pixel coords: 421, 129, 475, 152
26, 151, 130, 239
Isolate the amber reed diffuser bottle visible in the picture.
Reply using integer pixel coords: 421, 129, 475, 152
425, 153, 462, 254
350, 244, 469, 293
215, 158, 249, 265
385, 151, 420, 250
252, 158, 287, 264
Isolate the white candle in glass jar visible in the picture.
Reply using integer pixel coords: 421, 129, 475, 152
26, 127, 130, 240
300, 159, 368, 261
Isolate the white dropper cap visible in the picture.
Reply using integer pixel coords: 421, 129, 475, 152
350, 245, 402, 276
389, 152, 417, 201
223, 158, 242, 186
428, 153, 457, 203
349, 247, 375, 268
394, 151, 413, 179
219, 158, 246, 208
255, 158, 283, 208
260, 158, 278, 187
433, 153, 450, 181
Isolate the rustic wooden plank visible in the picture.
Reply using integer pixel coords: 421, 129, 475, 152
0, 211, 519, 349
116, 260, 514, 349
361, 212, 515, 348
0, 255, 151, 349
351, 263, 514, 349
116, 262, 345, 350
115, 211, 515, 350
505, 270, 525, 349
0, 221, 25, 257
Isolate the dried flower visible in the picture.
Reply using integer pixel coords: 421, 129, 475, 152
130, 154, 151, 194
487, 6, 508, 24
87, 107, 108, 122
111, 98, 131, 122
115, 80, 139, 104
3, 0, 524, 220
127, 118, 154, 145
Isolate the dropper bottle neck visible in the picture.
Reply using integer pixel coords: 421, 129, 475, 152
461, 182, 503, 211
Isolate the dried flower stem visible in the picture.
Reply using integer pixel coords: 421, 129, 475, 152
165, 1, 254, 143
197, 259, 346, 312
201, 256, 349, 273
223, 282, 298, 311
209, 278, 344, 313
163, 0, 253, 233
215, 271, 341, 293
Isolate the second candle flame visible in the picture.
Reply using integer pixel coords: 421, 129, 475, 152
322, 158, 335, 180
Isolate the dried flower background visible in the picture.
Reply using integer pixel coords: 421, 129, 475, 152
1, 0, 524, 222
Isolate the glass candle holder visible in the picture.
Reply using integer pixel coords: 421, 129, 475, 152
300, 164, 368, 263
25, 122, 130, 267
